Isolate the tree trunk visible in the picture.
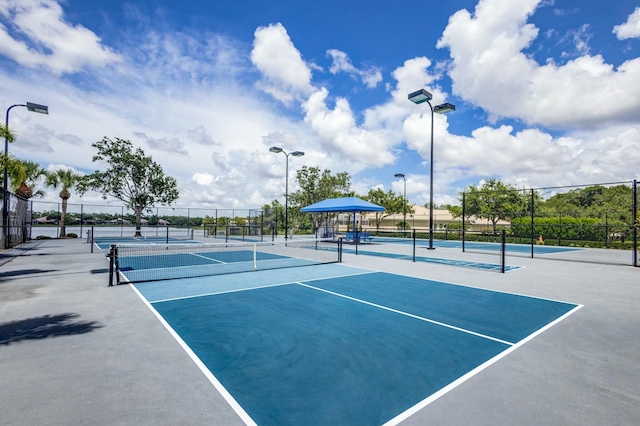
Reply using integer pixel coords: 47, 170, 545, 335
135, 207, 143, 237
60, 198, 68, 237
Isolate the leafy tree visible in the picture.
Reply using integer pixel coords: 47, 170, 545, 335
289, 166, 352, 230
289, 166, 352, 207
541, 184, 633, 223
365, 187, 414, 229
462, 178, 527, 231
263, 201, 284, 233
217, 216, 231, 226
445, 204, 463, 219
45, 168, 83, 237
78, 137, 179, 236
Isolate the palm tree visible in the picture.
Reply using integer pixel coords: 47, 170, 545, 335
45, 168, 82, 237
11, 160, 46, 199
0, 123, 17, 192
1, 155, 26, 193
0, 123, 16, 143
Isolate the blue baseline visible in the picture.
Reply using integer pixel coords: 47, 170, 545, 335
146, 271, 577, 425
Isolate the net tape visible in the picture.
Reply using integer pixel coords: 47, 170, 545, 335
111, 238, 342, 284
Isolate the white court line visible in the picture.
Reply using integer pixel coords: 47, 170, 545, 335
188, 252, 225, 263
128, 284, 257, 426
299, 282, 515, 346
382, 303, 583, 425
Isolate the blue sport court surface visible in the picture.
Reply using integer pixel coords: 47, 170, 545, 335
132, 264, 581, 425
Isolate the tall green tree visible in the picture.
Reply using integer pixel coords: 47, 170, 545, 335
262, 200, 284, 233
45, 168, 82, 237
365, 187, 414, 229
541, 184, 633, 223
289, 166, 352, 207
288, 166, 352, 229
78, 137, 179, 236
462, 177, 527, 231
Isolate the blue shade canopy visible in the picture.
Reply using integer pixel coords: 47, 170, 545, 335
300, 197, 385, 213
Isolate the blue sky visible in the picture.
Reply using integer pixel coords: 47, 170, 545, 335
1, 0, 639, 209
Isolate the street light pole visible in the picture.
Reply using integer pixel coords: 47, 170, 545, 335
3, 102, 48, 248
269, 146, 304, 241
408, 89, 455, 249
394, 173, 406, 231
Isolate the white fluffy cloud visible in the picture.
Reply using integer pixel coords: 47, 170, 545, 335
303, 88, 396, 167
437, 0, 640, 129
614, 7, 640, 40
250, 23, 315, 105
327, 49, 383, 88
0, 0, 121, 74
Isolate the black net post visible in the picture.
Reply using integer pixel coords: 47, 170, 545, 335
462, 192, 466, 252
260, 212, 264, 242
530, 189, 535, 258
114, 245, 121, 285
355, 227, 359, 255
108, 244, 115, 286
338, 237, 343, 262
412, 229, 416, 262
165, 226, 169, 244
501, 229, 506, 273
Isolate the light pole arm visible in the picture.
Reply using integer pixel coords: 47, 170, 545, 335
4, 104, 26, 189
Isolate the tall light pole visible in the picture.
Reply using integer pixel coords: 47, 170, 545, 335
3, 102, 49, 248
394, 173, 406, 231
408, 89, 454, 249
269, 146, 304, 240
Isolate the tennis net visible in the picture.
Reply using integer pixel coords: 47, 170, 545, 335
108, 238, 342, 285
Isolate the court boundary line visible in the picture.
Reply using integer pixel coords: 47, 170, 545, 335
383, 303, 583, 425
188, 252, 225, 263
128, 284, 258, 426
298, 282, 515, 346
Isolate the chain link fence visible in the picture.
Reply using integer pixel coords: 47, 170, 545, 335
1, 189, 30, 250
462, 180, 638, 267
2, 199, 265, 258
3, 180, 638, 269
